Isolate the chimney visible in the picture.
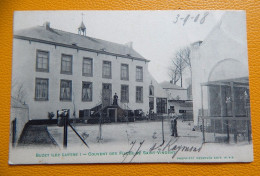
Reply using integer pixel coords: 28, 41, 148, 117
43, 22, 51, 30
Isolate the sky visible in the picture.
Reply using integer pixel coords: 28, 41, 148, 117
13, 10, 224, 87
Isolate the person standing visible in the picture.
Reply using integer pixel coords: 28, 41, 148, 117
113, 93, 118, 105
171, 117, 178, 137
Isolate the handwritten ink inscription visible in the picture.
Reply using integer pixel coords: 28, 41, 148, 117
149, 138, 203, 159
173, 12, 209, 26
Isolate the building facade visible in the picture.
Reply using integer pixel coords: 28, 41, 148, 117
11, 22, 168, 120
191, 11, 249, 126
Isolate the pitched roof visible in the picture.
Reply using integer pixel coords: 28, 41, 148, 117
13, 25, 148, 62
160, 81, 186, 90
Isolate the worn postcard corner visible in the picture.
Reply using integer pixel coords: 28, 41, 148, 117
9, 10, 253, 164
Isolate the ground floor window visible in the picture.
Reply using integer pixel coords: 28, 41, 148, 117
60, 80, 72, 101
82, 82, 92, 101
35, 78, 48, 101
136, 86, 143, 103
121, 85, 129, 102
179, 110, 186, 113
156, 98, 167, 114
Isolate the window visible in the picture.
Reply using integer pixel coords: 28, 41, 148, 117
102, 61, 112, 78
121, 85, 129, 102
60, 80, 72, 101
179, 110, 186, 113
61, 54, 72, 74
35, 78, 48, 101
136, 86, 143, 103
136, 66, 143, 82
121, 64, 129, 80
82, 58, 93, 76
170, 106, 175, 113
156, 98, 167, 114
82, 82, 92, 101
149, 85, 154, 96
36, 50, 49, 72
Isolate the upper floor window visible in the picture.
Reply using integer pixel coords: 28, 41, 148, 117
149, 85, 154, 96
36, 50, 49, 72
82, 82, 92, 101
136, 66, 143, 82
82, 58, 93, 76
121, 64, 129, 80
61, 54, 72, 74
103, 61, 112, 79
35, 78, 48, 101
121, 85, 129, 103
60, 80, 72, 101
136, 86, 143, 103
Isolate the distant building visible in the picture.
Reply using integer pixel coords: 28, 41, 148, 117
160, 81, 188, 100
160, 81, 193, 120
12, 21, 167, 120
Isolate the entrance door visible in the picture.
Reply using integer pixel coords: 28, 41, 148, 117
102, 83, 112, 107
149, 97, 154, 111
108, 108, 117, 122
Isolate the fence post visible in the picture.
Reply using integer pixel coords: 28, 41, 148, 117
201, 85, 205, 143
162, 115, 164, 144
226, 120, 230, 143
63, 110, 69, 148
230, 82, 237, 143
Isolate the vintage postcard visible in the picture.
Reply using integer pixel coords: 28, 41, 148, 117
9, 10, 253, 164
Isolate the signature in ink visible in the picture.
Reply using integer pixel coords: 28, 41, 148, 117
173, 12, 209, 26
121, 140, 145, 163
122, 140, 136, 162
150, 138, 203, 159
129, 140, 145, 162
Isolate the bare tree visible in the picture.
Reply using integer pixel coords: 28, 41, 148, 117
72, 91, 77, 124
168, 64, 180, 85
97, 90, 104, 142
12, 79, 27, 103
168, 46, 192, 87
181, 47, 192, 76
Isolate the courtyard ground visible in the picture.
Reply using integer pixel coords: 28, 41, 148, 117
47, 119, 201, 149
9, 119, 253, 164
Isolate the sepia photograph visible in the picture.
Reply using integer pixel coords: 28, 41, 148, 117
9, 10, 253, 164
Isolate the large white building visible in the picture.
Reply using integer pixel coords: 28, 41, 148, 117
11, 22, 168, 120
191, 11, 250, 127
